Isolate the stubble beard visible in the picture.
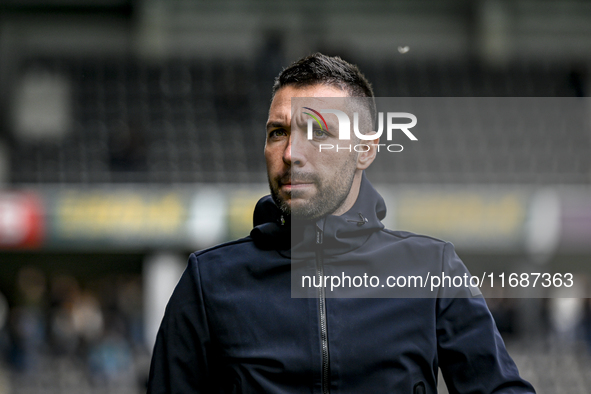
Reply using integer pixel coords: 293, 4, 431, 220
268, 160, 357, 221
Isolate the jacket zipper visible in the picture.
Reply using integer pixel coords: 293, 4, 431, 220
315, 225, 330, 394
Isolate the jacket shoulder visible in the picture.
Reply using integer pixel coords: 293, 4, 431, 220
192, 236, 255, 259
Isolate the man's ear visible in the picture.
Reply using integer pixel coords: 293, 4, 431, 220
356, 134, 380, 170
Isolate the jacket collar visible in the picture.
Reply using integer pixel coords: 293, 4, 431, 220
250, 172, 386, 256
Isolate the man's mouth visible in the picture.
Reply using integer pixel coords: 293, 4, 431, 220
280, 179, 314, 192
278, 173, 317, 193
289, 182, 314, 189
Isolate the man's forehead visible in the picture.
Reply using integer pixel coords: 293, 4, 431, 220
291, 96, 350, 112
272, 85, 349, 111
289, 86, 353, 106
267, 85, 357, 128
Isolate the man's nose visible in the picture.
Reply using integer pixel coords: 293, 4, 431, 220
285, 132, 306, 166
283, 137, 291, 164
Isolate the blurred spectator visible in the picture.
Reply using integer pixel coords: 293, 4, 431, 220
88, 328, 132, 384
72, 290, 104, 350
0, 290, 9, 362
548, 285, 586, 344
116, 277, 144, 348
8, 267, 47, 372
48, 274, 80, 356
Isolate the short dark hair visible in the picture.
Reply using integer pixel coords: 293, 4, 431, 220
272, 53, 376, 131
272, 53, 374, 99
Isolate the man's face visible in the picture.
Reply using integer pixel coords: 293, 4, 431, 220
265, 85, 360, 220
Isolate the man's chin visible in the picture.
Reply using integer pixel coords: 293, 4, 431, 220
278, 187, 316, 206
289, 185, 317, 200
270, 188, 319, 219
289, 199, 323, 220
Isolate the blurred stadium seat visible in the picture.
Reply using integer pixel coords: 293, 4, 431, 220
8, 57, 590, 186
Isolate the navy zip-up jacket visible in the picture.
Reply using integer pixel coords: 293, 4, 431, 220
148, 175, 535, 393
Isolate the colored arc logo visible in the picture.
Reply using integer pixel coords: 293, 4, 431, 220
303, 107, 329, 132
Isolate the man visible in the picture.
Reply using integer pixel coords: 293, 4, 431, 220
148, 53, 535, 393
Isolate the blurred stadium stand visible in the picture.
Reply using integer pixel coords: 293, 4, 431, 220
6, 57, 590, 185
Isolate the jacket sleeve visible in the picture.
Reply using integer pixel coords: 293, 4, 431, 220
436, 243, 536, 393
147, 253, 214, 394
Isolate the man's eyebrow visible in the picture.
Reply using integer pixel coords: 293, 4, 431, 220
266, 121, 287, 130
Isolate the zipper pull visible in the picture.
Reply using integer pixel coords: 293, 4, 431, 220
346, 212, 368, 226
413, 382, 426, 394
316, 225, 323, 244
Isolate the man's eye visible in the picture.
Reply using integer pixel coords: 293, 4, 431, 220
269, 129, 287, 138
313, 129, 328, 139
